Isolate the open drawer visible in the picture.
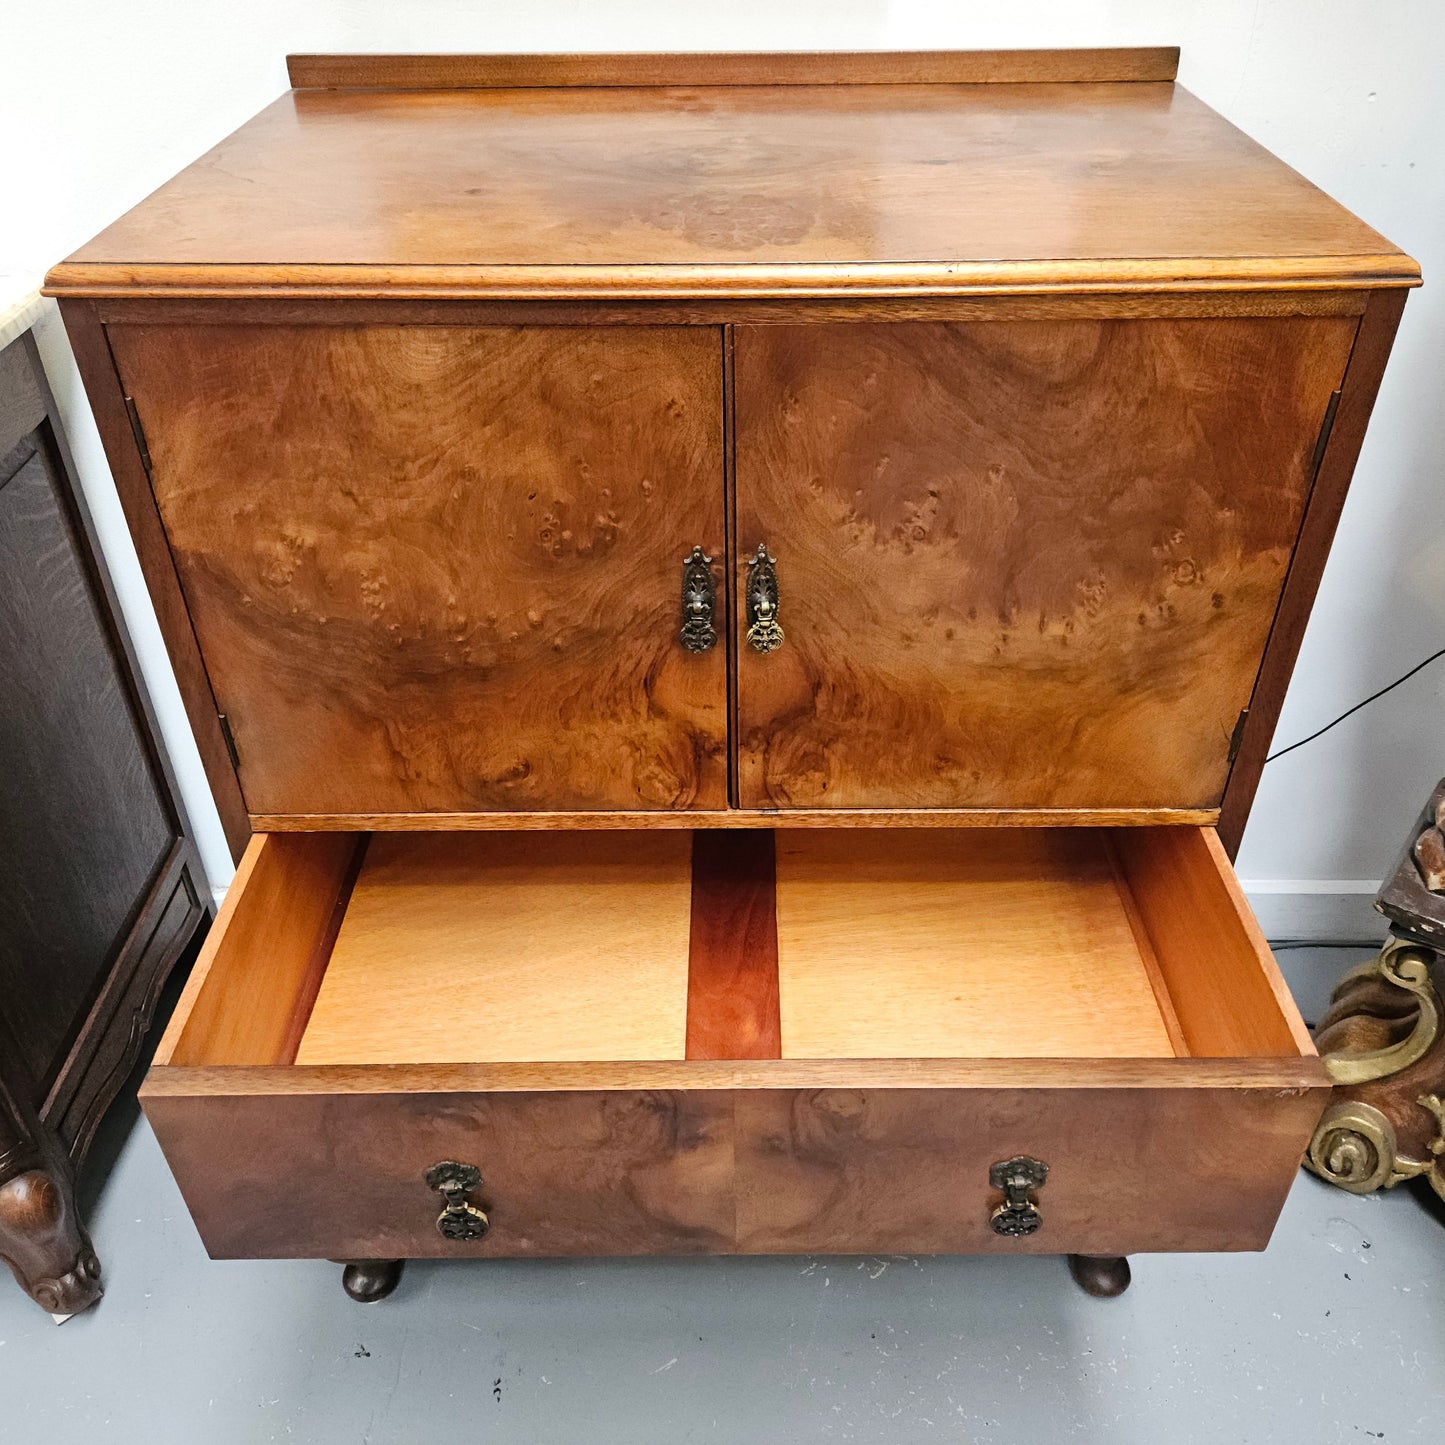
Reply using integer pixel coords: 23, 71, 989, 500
140, 827, 1328, 1261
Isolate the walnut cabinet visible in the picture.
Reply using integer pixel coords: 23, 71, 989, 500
47, 48, 1418, 1300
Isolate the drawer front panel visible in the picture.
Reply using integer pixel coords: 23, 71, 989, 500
144, 1075, 1326, 1260
733, 316, 1358, 811
144, 1087, 735, 1260
108, 324, 728, 817
735, 1084, 1326, 1256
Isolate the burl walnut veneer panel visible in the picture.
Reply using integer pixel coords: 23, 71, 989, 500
107, 324, 727, 816
734, 316, 1357, 809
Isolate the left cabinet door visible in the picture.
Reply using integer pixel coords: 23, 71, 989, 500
109, 325, 728, 817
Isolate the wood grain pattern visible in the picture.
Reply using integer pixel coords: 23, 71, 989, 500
1112, 827, 1313, 1059
1103, 838, 1190, 1057
248, 806, 1220, 831
141, 1075, 1328, 1259
168, 824, 1305, 1071
774, 831, 1176, 1059
734, 1080, 1328, 1255
1216, 289, 1409, 855
0, 439, 172, 1091
107, 323, 727, 816
686, 831, 780, 1060
58, 299, 250, 858
91, 291, 1376, 328
0, 340, 45, 455
45, 257, 1417, 303
0, 329, 209, 1315
285, 49, 1182, 90
143, 1055, 1325, 1100
296, 833, 692, 1065
159, 833, 362, 1067
142, 1086, 735, 1260
46, 853, 203, 1162
47, 83, 1416, 300
734, 316, 1358, 810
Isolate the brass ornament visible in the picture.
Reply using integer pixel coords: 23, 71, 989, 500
424, 1160, 490, 1241
746, 543, 784, 653
1320, 940, 1440, 1087
679, 546, 718, 654
1308, 926, 1445, 1202
1306, 1099, 1399, 1193
1306, 1096, 1445, 1198
988, 1155, 1048, 1237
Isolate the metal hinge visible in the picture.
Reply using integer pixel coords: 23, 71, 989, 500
1228, 707, 1250, 764
123, 396, 152, 475
217, 713, 241, 771
1308, 389, 1342, 481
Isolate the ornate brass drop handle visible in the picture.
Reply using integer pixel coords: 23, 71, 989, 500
424, 1161, 490, 1241
989, 1155, 1048, 1237
679, 546, 718, 653
746, 543, 784, 653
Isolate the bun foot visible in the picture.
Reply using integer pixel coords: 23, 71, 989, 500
0, 1169, 103, 1315
340, 1259, 404, 1302
1067, 1254, 1131, 1298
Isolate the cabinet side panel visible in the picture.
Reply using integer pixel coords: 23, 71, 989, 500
1217, 288, 1407, 854
164, 833, 363, 1067
1112, 827, 1313, 1058
59, 299, 251, 859
0, 441, 173, 1093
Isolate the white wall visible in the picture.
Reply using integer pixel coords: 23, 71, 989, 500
5, 1, 1442, 920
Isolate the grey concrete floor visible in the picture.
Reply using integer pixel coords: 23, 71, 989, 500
2, 948, 1442, 1444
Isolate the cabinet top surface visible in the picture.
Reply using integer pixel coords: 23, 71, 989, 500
47, 50, 1417, 300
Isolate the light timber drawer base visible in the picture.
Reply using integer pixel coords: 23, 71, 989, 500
140, 827, 1327, 1262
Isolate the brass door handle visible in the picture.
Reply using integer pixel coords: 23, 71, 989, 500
679, 546, 718, 653
746, 543, 784, 653
989, 1155, 1048, 1237
424, 1160, 490, 1241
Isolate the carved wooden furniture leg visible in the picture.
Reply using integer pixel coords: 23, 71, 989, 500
339, 1259, 404, 1302
0, 1068, 102, 1314
0, 1170, 102, 1315
1067, 1254, 1132, 1297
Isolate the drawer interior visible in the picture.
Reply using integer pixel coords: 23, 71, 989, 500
160, 826, 1311, 1070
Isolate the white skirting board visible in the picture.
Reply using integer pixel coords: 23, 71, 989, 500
1242, 881, 1386, 944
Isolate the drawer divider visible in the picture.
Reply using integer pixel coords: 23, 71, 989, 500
686, 830, 781, 1060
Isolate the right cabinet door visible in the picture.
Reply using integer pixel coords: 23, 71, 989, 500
732, 317, 1357, 811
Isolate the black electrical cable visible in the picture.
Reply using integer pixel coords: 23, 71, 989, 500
1265, 643, 1445, 764
1267, 938, 1381, 950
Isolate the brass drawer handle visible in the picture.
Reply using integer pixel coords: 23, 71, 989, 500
989, 1155, 1048, 1237
746, 543, 784, 653
424, 1160, 490, 1241
679, 546, 718, 653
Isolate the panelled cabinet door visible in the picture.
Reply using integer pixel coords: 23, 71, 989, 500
110, 325, 727, 815
733, 317, 1358, 811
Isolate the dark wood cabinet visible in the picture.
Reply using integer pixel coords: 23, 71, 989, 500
0, 323, 209, 1314
48, 47, 1416, 1305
